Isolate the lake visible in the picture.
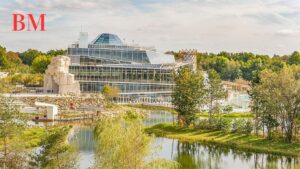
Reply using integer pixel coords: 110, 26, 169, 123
69, 111, 300, 169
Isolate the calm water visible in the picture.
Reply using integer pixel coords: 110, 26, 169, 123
69, 111, 300, 169
152, 138, 300, 169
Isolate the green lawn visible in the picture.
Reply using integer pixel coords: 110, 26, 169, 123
15, 127, 46, 149
196, 112, 254, 118
0, 127, 46, 150
146, 123, 300, 157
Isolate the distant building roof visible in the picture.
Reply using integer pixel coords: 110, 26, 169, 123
92, 33, 123, 45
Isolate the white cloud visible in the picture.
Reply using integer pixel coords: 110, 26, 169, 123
0, 0, 299, 55
276, 29, 300, 36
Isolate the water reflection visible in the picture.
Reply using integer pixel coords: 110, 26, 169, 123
69, 127, 95, 169
153, 137, 300, 169
143, 111, 175, 126
68, 111, 300, 169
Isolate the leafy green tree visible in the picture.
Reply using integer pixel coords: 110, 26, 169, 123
223, 105, 233, 113
206, 70, 226, 116
47, 49, 67, 56
19, 49, 42, 65
0, 79, 13, 93
0, 95, 26, 169
250, 67, 300, 142
210, 56, 229, 75
221, 60, 241, 81
31, 55, 52, 73
172, 51, 300, 83
267, 57, 285, 72
241, 58, 264, 81
94, 118, 151, 169
172, 68, 206, 126
32, 127, 78, 169
0, 46, 8, 68
6, 51, 22, 65
232, 52, 255, 62
288, 51, 300, 65
102, 85, 120, 101
7, 73, 43, 87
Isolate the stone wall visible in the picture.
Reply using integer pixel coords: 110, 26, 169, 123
19, 96, 104, 111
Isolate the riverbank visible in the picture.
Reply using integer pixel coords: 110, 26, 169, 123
146, 123, 300, 157
125, 104, 177, 114
196, 112, 254, 118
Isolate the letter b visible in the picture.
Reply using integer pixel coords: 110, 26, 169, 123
13, 14, 25, 31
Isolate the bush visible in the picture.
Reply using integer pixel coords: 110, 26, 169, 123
216, 117, 232, 132
208, 117, 219, 130
223, 105, 233, 113
6, 73, 43, 87
124, 111, 143, 120
232, 119, 253, 134
232, 119, 245, 133
243, 120, 253, 134
195, 118, 210, 129
195, 117, 232, 132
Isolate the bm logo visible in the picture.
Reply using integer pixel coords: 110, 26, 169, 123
13, 14, 46, 31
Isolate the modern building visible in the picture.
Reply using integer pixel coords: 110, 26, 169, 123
67, 32, 195, 103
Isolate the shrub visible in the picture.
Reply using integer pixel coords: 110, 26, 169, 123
216, 117, 232, 132
195, 117, 232, 132
195, 118, 210, 129
208, 117, 219, 130
124, 110, 143, 120
223, 105, 233, 113
232, 119, 245, 133
243, 120, 253, 134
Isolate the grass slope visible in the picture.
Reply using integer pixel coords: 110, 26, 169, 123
146, 123, 300, 157
0, 127, 46, 150
196, 112, 254, 118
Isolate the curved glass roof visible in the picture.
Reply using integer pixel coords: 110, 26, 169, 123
92, 33, 123, 45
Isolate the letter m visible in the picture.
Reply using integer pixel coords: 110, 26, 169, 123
27, 14, 46, 31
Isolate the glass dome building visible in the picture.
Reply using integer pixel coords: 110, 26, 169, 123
68, 32, 194, 103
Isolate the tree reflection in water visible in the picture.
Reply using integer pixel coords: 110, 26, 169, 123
164, 139, 300, 169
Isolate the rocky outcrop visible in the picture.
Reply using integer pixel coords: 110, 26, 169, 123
44, 56, 81, 95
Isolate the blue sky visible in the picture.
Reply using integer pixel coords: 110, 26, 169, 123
0, 0, 299, 55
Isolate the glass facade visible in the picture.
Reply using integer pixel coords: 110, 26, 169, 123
68, 48, 150, 64
69, 65, 173, 84
67, 33, 183, 103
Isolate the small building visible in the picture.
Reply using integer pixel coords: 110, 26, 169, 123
35, 102, 58, 120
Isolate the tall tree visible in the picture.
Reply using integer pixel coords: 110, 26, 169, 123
206, 70, 226, 116
102, 85, 120, 101
250, 67, 300, 142
19, 49, 42, 65
47, 49, 67, 56
94, 118, 151, 169
31, 55, 52, 73
221, 60, 241, 81
0, 46, 8, 68
172, 68, 206, 126
32, 127, 78, 169
6, 51, 22, 65
288, 51, 300, 65
0, 95, 26, 169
